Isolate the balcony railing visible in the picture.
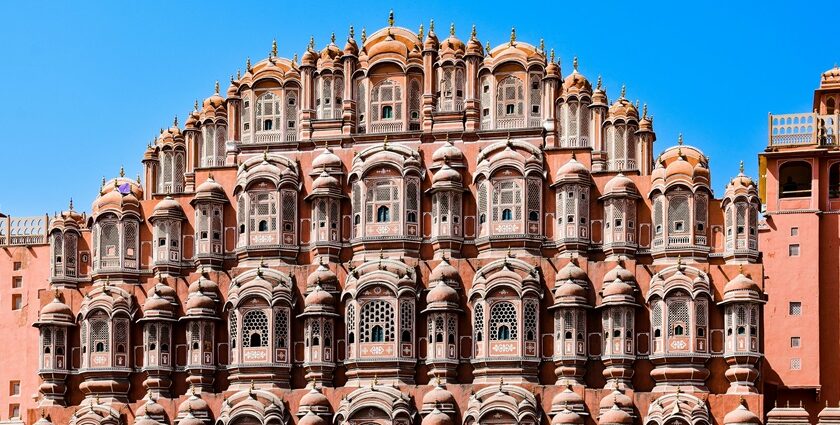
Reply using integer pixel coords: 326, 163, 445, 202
769, 112, 839, 147
254, 130, 284, 144
0, 215, 48, 246
369, 121, 404, 134
562, 135, 590, 148
607, 159, 637, 171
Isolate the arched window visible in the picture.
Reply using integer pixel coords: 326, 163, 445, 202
474, 303, 485, 342
493, 180, 522, 223
242, 310, 269, 348
779, 161, 812, 198
366, 179, 399, 224
496, 76, 524, 128
408, 79, 421, 128
828, 97, 836, 115
489, 302, 518, 341
360, 300, 394, 343
370, 79, 402, 131
668, 195, 690, 234
256, 92, 281, 133
480, 76, 492, 129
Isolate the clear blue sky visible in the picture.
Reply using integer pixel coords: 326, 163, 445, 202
0, 0, 832, 216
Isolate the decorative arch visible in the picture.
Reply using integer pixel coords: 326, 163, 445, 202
335, 385, 416, 425
463, 384, 541, 425
216, 388, 289, 425
644, 392, 710, 425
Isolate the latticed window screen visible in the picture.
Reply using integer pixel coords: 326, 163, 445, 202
256, 92, 282, 131
360, 300, 394, 342
52, 231, 62, 267
527, 178, 541, 223
480, 77, 492, 127
492, 180, 522, 222
214, 125, 225, 159
173, 151, 185, 191
652, 300, 663, 332
114, 319, 128, 351
695, 193, 708, 234
496, 76, 524, 118
249, 191, 277, 233
750, 206, 759, 237
334, 76, 344, 109
406, 178, 419, 223
529, 73, 541, 119
124, 221, 138, 260
366, 179, 400, 223
489, 301, 518, 340
285, 90, 299, 132
81, 321, 88, 353
474, 303, 485, 341
400, 301, 414, 337
736, 204, 747, 234
564, 102, 578, 144
190, 322, 200, 348
579, 104, 590, 142
355, 79, 366, 125
668, 195, 690, 233
65, 233, 77, 276
371, 79, 402, 121
524, 300, 537, 340
242, 310, 269, 348
200, 324, 209, 350
281, 189, 296, 233
241, 95, 251, 139
147, 324, 158, 349
274, 307, 289, 348
100, 221, 119, 259
447, 316, 457, 342
434, 316, 444, 342
347, 304, 356, 339
478, 180, 488, 232
90, 316, 109, 351
317, 76, 332, 119
161, 151, 173, 190
311, 320, 321, 344
668, 300, 690, 337
324, 321, 332, 345
409, 79, 421, 120
696, 299, 708, 328
653, 196, 664, 235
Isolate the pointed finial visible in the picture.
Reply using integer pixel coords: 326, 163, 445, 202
509, 27, 516, 45
676, 255, 683, 269
596, 75, 602, 90
678, 133, 684, 145
119, 165, 125, 178
388, 10, 394, 27
573, 56, 579, 71
619, 84, 626, 98
550, 49, 555, 63
507, 246, 512, 258
571, 151, 577, 160
429, 19, 435, 32
383, 135, 389, 150
417, 24, 424, 39
215, 81, 220, 94
330, 32, 336, 44
485, 41, 491, 53
271, 39, 278, 57
173, 115, 179, 127
471, 24, 477, 39
230, 74, 234, 84
293, 53, 298, 64
379, 248, 384, 259
739, 160, 745, 174
539, 38, 545, 53
237, 69, 241, 79
635, 99, 639, 109
263, 146, 269, 161
642, 103, 648, 119
194, 99, 199, 111
69, 198, 74, 210
348, 25, 354, 40
101, 176, 106, 188
308, 36, 315, 50
449, 22, 455, 36
246, 56, 251, 70
361, 27, 367, 43
136, 173, 141, 184
739, 263, 744, 275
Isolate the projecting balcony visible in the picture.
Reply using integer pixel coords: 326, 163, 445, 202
768, 112, 838, 147
561, 135, 590, 148
368, 121, 404, 134
607, 159, 637, 171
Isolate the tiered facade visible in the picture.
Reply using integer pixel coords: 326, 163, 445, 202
13, 13, 836, 425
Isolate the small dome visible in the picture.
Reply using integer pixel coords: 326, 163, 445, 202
189, 274, 219, 295
305, 285, 334, 309
307, 261, 339, 290
599, 389, 633, 410
319, 37, 342, 62
603, 279, 635, 299
600, 404, 633, 425
432, 163, 462, 185
604, 264, 635, 284
724, 402, 761, 425
178, 390, 209, 414
426, 281, 459, 304
603, 173, 637, 196
557, 261, 587, 282
552, 408, 584, 425
424, 24, 440, 50
552, 386, 584, 407
608, 96, 638, 119
432, 140, 464, 165
822, 64, 840, 87
186, 292, 216, 311
563, 67, 592, 95
40, 296, 73, 318
556, 157, 590, 180
299, 411, 328, 425
465, 29, 483, 56
554, 280, 587, 300
439, 25, 465, 57
423, 384, 456, 407
136, 396, 166, 418
195, 177, 226, 197
312, 146, 343, 172
665, 154, 694, 180
142, 292, 173, 314
344, 31, 359, 56
651, 160, 666, 183
302, 41, 318, 67
152, 196, 183, 216
177, 412, 205, 425
422, 409, 454, 425
693, 161, 710, 183
368, 30, 409, 59
429, 259, 459, 283
312, 171, 340, 191
299, 388, 331, 410
725, 272, 760, 294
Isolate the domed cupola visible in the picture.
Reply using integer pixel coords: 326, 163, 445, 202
319, 33, 342, 65
35, 289, 75, 405
135, 391, 168, 425
424, 19, 440, 51
438, 23, 465, 59
302, 36, 319, 68
722, 161, 760, 263
301, 260, 339, 385
563, 57, 592, 96
598, 263, 640, 389
608, 85, 639, 120
555, 154, 591, 184
306, 258, 339, 293
421, 378, 457, 414
724, 399, 761, 425
601, 174, 641, 258
550, 260, 592, 385
343, 25, 359, 57
431, 137, 465, 168
36, 293, 75, 327
193, 176, 227, 204
718, 266, 764, 393
93, 173, 144, 218
312, 145, 343, 175
550, 385, 586, 415
200, 81, 226, 121
176, 387, 212, 424
465, 25, 484, 57
821, 64, 840, 88
552, 154, 593, 255
49, 200, 86, 286
591, 76, 607, 105
428, 139, 466, 258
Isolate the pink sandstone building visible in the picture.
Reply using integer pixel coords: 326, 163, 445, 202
0, 13, 838, 425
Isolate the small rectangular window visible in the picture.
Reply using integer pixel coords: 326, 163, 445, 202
674, 221, 685, 232
506, 104, 515, 115
12, 262, 21, 271
789, 244, 800, 256
789, 302, 802, 316
790, 337, 801, 348
791, 227, 799, 236
567, 215, 574, 223
614, 218, 623, 228
531, 105, 539, 114
9, 404, 19, 419
9, 381, 19, 396
790, 358, 802, 370
483, 85, 490, 93
11, 295, 22, 311
12, 277, 22, 289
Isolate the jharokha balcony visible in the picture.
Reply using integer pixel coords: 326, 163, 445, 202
768, 112, 839, 148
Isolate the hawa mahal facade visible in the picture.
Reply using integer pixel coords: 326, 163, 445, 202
1, 13, 840, 425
